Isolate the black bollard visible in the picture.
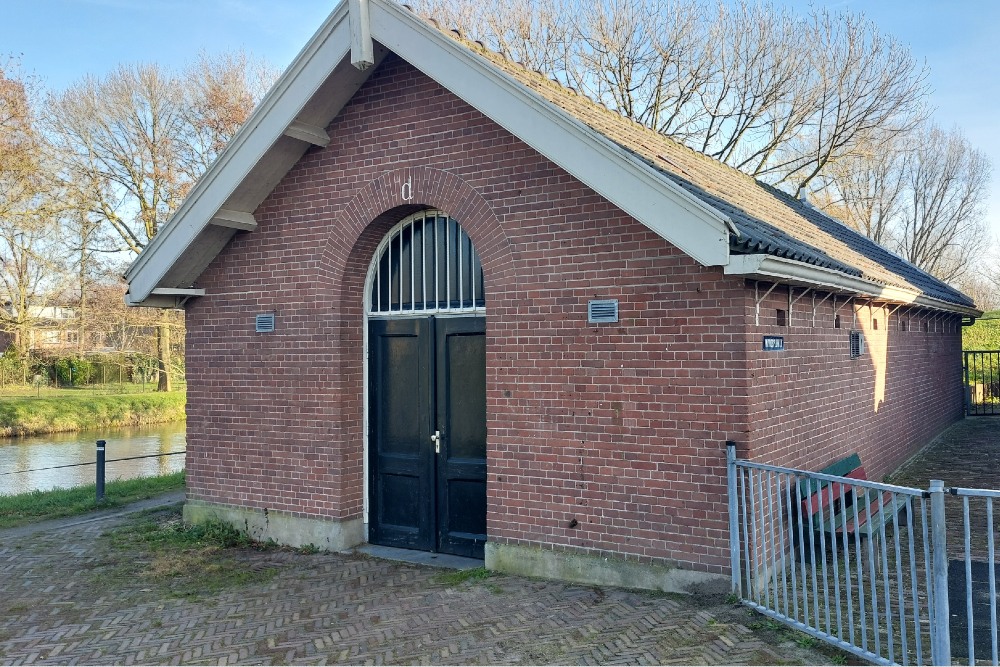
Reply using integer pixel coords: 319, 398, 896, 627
96, 440, 106, 502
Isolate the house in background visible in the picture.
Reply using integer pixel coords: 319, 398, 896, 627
124, 0, 980, 592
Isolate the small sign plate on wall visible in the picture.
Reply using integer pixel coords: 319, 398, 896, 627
762, 336, 784, 351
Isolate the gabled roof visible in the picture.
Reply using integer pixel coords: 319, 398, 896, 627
124, 0, 980, 318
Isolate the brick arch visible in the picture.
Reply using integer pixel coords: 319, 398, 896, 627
317, 166, 517, 518
319, 166, 517, 298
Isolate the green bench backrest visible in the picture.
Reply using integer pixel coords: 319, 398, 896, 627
818, 453, 862, 478
799, 453, 863, 499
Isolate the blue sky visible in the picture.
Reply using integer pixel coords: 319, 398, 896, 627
3, 0, 998, 248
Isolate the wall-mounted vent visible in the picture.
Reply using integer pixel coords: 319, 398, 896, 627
850, 330, 865, 358
255, 313, 276, 333
588, 299, 619, 324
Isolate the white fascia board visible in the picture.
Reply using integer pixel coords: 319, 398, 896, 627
126, 288, 205, 308
284, 121, 331, 147
349, 0, 375, 69
726, 254, 983, 317
125, 1, 355, 302
210, 209, 258, 231
370, 0, 733, 267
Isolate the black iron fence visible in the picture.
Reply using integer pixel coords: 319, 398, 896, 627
965, 351, 1000, 416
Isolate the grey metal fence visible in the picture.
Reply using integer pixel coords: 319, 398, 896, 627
727, 445, 1000, 666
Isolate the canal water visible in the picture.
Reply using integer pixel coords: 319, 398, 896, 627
0, 422, 186, 496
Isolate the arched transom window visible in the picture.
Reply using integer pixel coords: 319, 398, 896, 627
367, 210, 485, 316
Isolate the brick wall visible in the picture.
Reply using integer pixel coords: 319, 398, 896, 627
184, 54, 965, 575
743, 284, 965, 479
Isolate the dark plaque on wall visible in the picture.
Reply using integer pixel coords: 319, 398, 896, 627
762, 336, 784, 351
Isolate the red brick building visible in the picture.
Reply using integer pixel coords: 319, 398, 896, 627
125, 0, 980, 591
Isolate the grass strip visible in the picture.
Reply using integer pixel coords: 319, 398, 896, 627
964, 309, 1000, 350
97, 507, 281, 600
0, 471, 185, 529
0, 391, 186, 437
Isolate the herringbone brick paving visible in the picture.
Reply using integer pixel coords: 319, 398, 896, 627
0, 504, 831, 665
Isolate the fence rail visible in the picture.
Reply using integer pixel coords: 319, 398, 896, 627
728, 444, 1000, 666
2, 442, 185, 502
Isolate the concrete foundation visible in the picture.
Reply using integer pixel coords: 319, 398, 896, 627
183, 500, 364, 551
485, 542, 729, 595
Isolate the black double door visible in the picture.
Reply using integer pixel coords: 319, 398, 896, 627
368, 316, 487, 559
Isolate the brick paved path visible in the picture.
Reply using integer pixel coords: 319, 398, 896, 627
0, 501, 831, 665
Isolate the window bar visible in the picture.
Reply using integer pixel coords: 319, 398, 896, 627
422, 215, 428, 311
387, 230, 393, 311
433, 216, 440, 310
878, 493, 895, 664
965, 495, 975, 666
445, 217, 451, 309
397, 230, 404, 312
409, 218, 415, 310
375, 246, 381, 313
988, 497, 998, 666
839, 482, 855, 649
471, 235, 477, 306
458, 226, 464, 308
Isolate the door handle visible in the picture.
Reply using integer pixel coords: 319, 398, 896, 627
431, 430, 441, 454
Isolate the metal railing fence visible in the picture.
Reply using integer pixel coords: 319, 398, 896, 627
965, 351, 1000, 416
728, 444, 1000, 666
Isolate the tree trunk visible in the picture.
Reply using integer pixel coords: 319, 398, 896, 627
157, 323, 171, 392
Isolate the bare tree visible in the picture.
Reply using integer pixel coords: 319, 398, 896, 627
898, 125, 991, 283
818, 132, 909, 246
47, 53, 276, 390
408, 0, 574, 74
0, 59, 67, 356
408, 0, 929, 196
775, 7, 929, 195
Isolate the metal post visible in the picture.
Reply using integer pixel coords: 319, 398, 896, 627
96, 440, 106, 502
727, 441, 741, 597
929, 479, 951, 666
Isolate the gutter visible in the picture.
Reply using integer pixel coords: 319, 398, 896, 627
725, 254, 983, 319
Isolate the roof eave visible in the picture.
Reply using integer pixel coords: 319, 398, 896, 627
725, 253, 983, 318
125, 1, 356, 303
127, 0, 741, 307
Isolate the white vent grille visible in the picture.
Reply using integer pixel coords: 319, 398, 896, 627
588, 299, 619, 324
255, 313, 275, 333
850, 330, 865, 358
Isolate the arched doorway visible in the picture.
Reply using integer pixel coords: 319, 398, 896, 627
365, 210, 487, 558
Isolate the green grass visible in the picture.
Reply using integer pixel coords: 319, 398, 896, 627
964, 310, 1000, 351
0, 390, 185, 437
435, 566, 493, 586
97, 508, 279, 600
0, 471, 185, 528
